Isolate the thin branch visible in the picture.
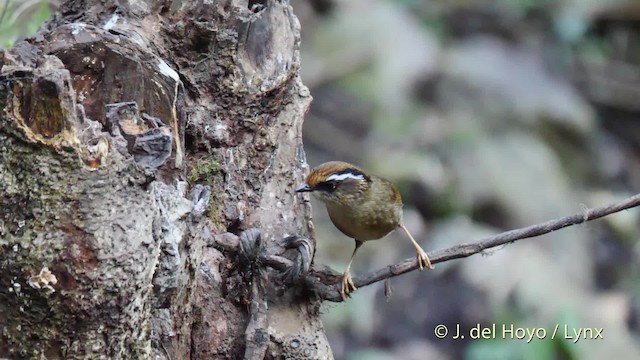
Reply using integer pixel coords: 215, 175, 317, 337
210, 194, 640, 302
306, 193, 640, 302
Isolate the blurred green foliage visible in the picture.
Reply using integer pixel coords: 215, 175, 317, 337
302, 0, 640, 358
0, 0, 51, 48
466, 309, 580, 360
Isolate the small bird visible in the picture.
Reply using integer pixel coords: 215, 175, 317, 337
296, 161, 433, 298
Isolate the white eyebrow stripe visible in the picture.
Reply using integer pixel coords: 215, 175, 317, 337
326, 173, 365, 181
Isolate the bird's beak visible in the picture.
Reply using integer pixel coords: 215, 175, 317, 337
295, 184, 313, 193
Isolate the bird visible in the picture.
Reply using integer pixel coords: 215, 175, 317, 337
296, 161, 433, 299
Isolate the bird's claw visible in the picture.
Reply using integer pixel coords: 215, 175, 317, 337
340, 272, 356, 300
417, 250, 434, 271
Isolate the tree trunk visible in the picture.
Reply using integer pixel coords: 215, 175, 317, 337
0, 0, 331, 358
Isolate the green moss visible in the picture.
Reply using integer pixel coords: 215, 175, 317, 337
0, 121, 90, 357
186, 158, 227, 228
206, 174, 227, 229
188, 159, 220, 184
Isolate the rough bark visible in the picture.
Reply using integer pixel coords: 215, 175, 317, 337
0, 0, 331, 358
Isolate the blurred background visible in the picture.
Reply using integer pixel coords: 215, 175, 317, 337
293, 0, 640, 359
3, 0, 640, 359
0, 0, 55, 48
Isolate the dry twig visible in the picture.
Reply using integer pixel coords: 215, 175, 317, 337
306, 193, 640, 302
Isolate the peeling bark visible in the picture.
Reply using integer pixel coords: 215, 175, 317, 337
0, 0, 331, 358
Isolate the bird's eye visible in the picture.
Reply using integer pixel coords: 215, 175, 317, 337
318, 181, 337, 192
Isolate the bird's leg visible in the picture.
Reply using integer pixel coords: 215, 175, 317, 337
341, 240, 363, 299
399, 223, 433, 270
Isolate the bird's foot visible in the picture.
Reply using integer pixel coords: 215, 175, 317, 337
416, 249, 434, 271
340, 271, 356, 300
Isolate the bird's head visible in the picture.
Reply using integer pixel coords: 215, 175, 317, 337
296, 161, 371, 205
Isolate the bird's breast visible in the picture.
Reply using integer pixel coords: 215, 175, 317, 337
326, 201, 401, 241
